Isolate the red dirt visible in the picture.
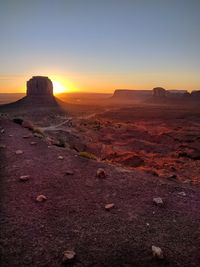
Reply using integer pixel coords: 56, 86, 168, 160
0, 115, 200, 267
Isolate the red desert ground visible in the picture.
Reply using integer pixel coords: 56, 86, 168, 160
0, 76, 199, 267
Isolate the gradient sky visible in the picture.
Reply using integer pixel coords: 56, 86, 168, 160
0, 0, 200, 93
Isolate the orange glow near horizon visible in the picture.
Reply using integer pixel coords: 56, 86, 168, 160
52, 81, 66, 95
0, 73, 199, 94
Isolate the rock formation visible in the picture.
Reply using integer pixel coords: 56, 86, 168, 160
112, 89, 152, 102
0, 76, 63, 112
26, 76, 53, 97
153, 87, 166, 98
191, 90, 200, 98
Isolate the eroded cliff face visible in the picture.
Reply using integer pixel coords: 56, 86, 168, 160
26, 76, 53, 97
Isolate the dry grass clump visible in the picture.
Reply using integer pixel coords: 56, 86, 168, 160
79, 151, 97, 160
32, 127, 45, 136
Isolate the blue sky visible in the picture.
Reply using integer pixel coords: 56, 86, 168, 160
0, 0, 200, 92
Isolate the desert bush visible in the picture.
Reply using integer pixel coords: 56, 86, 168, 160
79, 151, 97, 160
32, 127, 45, 136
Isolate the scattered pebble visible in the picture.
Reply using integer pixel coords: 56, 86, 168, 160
19, 175, 30, 182
58, 156, 64, 160
177, 191, 186, 196
65, 171, 74, 175
152, 245, 164, 259
15, 150, 23, 155
105, 203, 115, 210
1, 129, 5, 134
96, 168, 106, 178
0, 145, 6, 149
62, 250, 76, 263
22, 120, 34, 130
23, 135, 31, 139
9, 134, 13, 137
153, 197, 164, 206
167, 174, 177, 180
36, 195, 47, 202
30, 142, 37, 145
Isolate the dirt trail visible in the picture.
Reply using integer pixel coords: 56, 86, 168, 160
0, 118, 200, 267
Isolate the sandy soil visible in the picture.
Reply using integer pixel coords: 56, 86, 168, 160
0, 109, 200, 267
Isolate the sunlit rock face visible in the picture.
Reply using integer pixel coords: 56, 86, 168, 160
27, 76, 53, 97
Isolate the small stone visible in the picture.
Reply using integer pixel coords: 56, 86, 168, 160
22, 120, 34, 130
105, 203, 115, 210
96, 168, 106, 178
30, 142, 37, 145
146, 223, 150, 227
23, 135, 31, 139
58, 156, 64, 160
65, 171, 74, 175
167, 174, 177, 180
152, 245, 164, 259
36, 195, 47, 202
0, 145, 6, 149
182, 179, 190, 184
15, 150, 23, 155
1, 129, 5, 134
153, 197, 164, 206
9, 134, 13, 137
19, 175, 30, 182
62, 250, 76, 263
177, 191, 186, 196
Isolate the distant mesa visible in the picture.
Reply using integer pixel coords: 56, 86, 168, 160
112, 89, 152, 102
27, 76, 53, 97
153, 87, 166, 98
111, 87, 200, 104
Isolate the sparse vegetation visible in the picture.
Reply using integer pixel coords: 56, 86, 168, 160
32, 127, 45, 137
79, 151, 97, 160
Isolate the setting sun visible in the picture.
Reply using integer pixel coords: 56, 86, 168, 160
52, 81, 66, 95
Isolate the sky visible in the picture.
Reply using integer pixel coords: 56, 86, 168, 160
0, 0, 200, 93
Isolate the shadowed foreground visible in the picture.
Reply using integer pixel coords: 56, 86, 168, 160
0, 118, 200, 267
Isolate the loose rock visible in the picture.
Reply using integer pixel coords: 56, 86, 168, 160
105, 203, 115, 210
96, 168, 106, 178
30, 142, 37, 145
152, 245, 164, 259
178, 191, 186, 196
36, 195, 47, 202
153, 197, 164, 206
19, 175, 30, 182
58, 156, 64, 160
22, 120, 34, 130
23, 135, 31, 139
62, 250, 76, 263
15, 150, 23, 155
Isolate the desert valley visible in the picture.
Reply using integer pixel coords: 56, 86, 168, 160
1, 1, 200, 266
0, 76, 199, 267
